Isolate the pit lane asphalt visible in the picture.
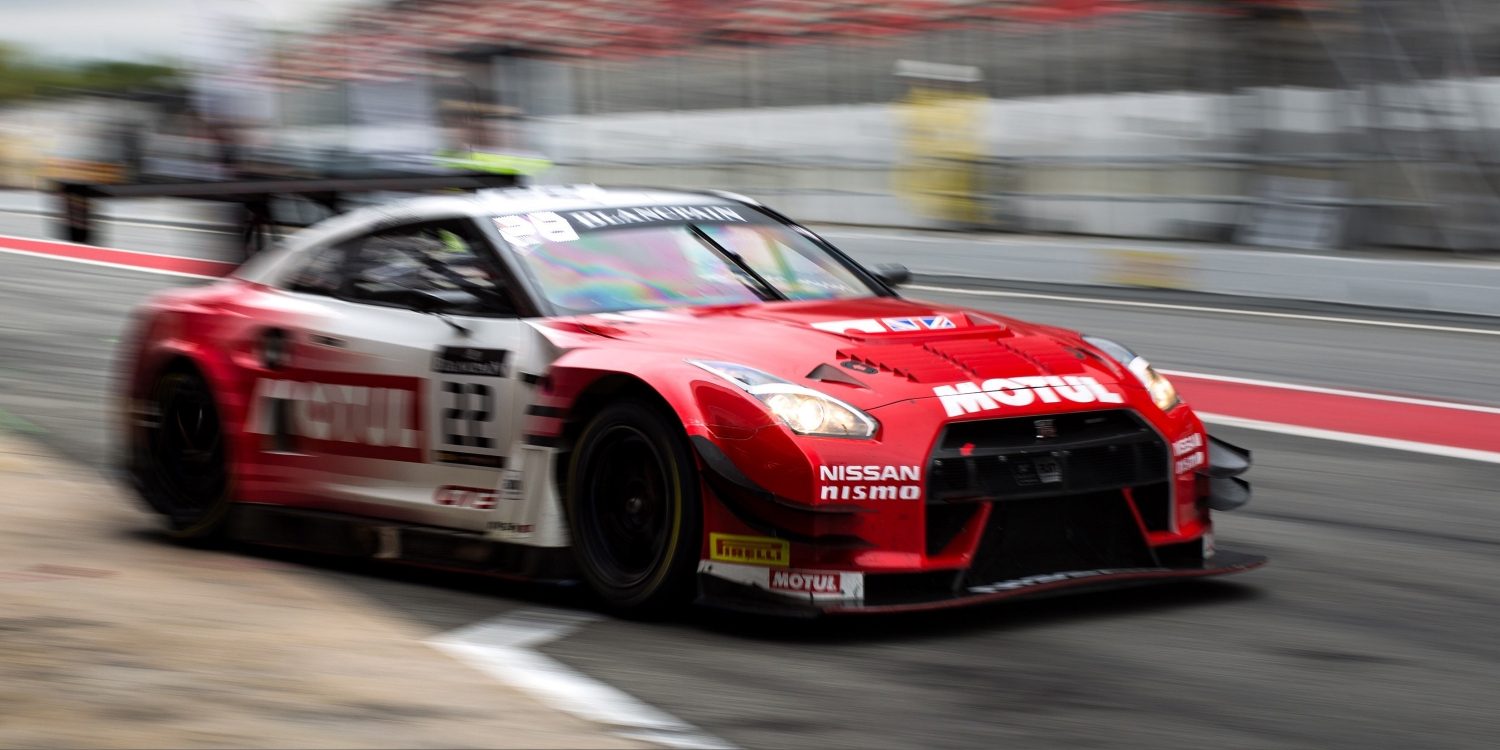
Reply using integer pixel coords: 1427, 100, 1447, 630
2, 233, 1499, 748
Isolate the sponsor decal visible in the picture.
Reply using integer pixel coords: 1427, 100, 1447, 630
494, 211, 578, 249
967, 567, 1161, 595
500, 468, 524, 503
812, 314, 962, 335
1013, 456, 1063, 486
247, 374, 424, 462
433, 347, 509, 378
433, 352, 508, 467
880, 315, 955, 331
487, 521, 536, 534
933, 376, 1124, 417
496, 205, 755, 250
1175, 451, 1206, 475
1172, 433, 1205, 474
698, 560, 865, 601
818, 465, 922, 501
812, 318, 887, 334
434, 485, 501, 510
709, 533, 789, 567
564, 204, 748, 230
769, 569, 843, 595
1172, 433, 1203, 456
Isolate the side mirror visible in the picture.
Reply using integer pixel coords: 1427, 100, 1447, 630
873, 263, 911, 287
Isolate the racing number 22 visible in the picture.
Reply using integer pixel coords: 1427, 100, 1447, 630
441, 381, 494, 448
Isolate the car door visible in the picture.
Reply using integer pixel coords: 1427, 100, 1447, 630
269, 217, 532, 532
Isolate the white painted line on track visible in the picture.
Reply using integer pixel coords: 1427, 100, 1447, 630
0, 245, 221, 280
428, 608, 736, 750
1165, 370, 1500, 415
906, 284, 1500, 336
1197, 412, 1500, 465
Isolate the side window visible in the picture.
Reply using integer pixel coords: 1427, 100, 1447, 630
345, 221, 516, 315
284, 242, 349, 296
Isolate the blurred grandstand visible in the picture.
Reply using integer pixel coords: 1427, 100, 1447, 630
252, 0, 1500, 252
10, 0, 1500, 251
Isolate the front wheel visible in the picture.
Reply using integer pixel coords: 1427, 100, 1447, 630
566, 401, 701, 613
132, 368, 233, 540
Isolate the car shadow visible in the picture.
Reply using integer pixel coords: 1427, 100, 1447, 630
684, 578, 1266, 643
121, 524, 1266, 642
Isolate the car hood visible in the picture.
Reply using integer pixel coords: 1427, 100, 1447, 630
538, 296, 1131, 411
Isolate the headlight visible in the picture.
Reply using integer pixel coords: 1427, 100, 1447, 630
689, 360, 878, 438
1082, 336, 1180, 412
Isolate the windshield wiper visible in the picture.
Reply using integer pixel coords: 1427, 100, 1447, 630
687, 224, 787, 302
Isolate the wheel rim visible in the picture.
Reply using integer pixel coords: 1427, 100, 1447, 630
581, 424, 674, 590
146, 375, 227, 521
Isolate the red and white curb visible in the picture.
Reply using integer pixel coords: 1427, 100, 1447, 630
0, 233, 237, 279
1167, 370, 1500, 464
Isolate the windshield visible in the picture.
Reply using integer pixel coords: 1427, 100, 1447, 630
493, 205, 876, 315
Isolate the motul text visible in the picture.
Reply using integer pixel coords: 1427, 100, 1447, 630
247, 375, 424, 462
769, 570, 843, 594
933, 376, 1123, 417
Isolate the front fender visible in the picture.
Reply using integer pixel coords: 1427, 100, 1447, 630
543, 349, 780, 442
122, 308, 256, 495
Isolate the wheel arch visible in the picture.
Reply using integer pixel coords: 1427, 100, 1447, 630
125, 329, 251, 500
553, 374, 707, 612
552, 370, 688, 498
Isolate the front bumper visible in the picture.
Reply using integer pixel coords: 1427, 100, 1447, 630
692, 425, 1264, 616
697, 549, 1266, 617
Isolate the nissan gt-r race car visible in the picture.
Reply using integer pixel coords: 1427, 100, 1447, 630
120, 185, 1263, 615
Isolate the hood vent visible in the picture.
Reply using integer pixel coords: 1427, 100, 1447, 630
837, 345, 971, 383
923, 338, 1035, 380
995, 336, 1089, 375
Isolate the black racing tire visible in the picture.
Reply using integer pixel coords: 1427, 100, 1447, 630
132, 367, 233, 541
566, 401, 701, 614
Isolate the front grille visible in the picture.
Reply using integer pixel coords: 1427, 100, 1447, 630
925, 503, 979, 556
1131, 482, 1173, 532
962, 490, 1156, 588
927, 410, 1169, 503
864, 571, 965, 605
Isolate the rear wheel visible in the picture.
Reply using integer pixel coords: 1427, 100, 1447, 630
567, 401, 701, 613
133, 368, 232, 540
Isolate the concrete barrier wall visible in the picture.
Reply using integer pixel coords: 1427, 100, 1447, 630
820, 227, 1500, 319
539, 80, 1500, 247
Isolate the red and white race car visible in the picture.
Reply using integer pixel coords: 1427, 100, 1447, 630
120, 185, 1262, 615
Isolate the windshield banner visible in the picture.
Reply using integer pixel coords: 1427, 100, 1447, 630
495, 205, 773, 247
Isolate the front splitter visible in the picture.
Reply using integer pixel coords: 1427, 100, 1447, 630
697, 549, 1266, 617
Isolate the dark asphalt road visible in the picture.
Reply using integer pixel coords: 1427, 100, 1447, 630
2, 234, 1498, 749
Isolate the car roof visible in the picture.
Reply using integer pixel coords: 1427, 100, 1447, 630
360, 185, 760, 224
473, 185, 758, 215
234, 185, 763, 284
